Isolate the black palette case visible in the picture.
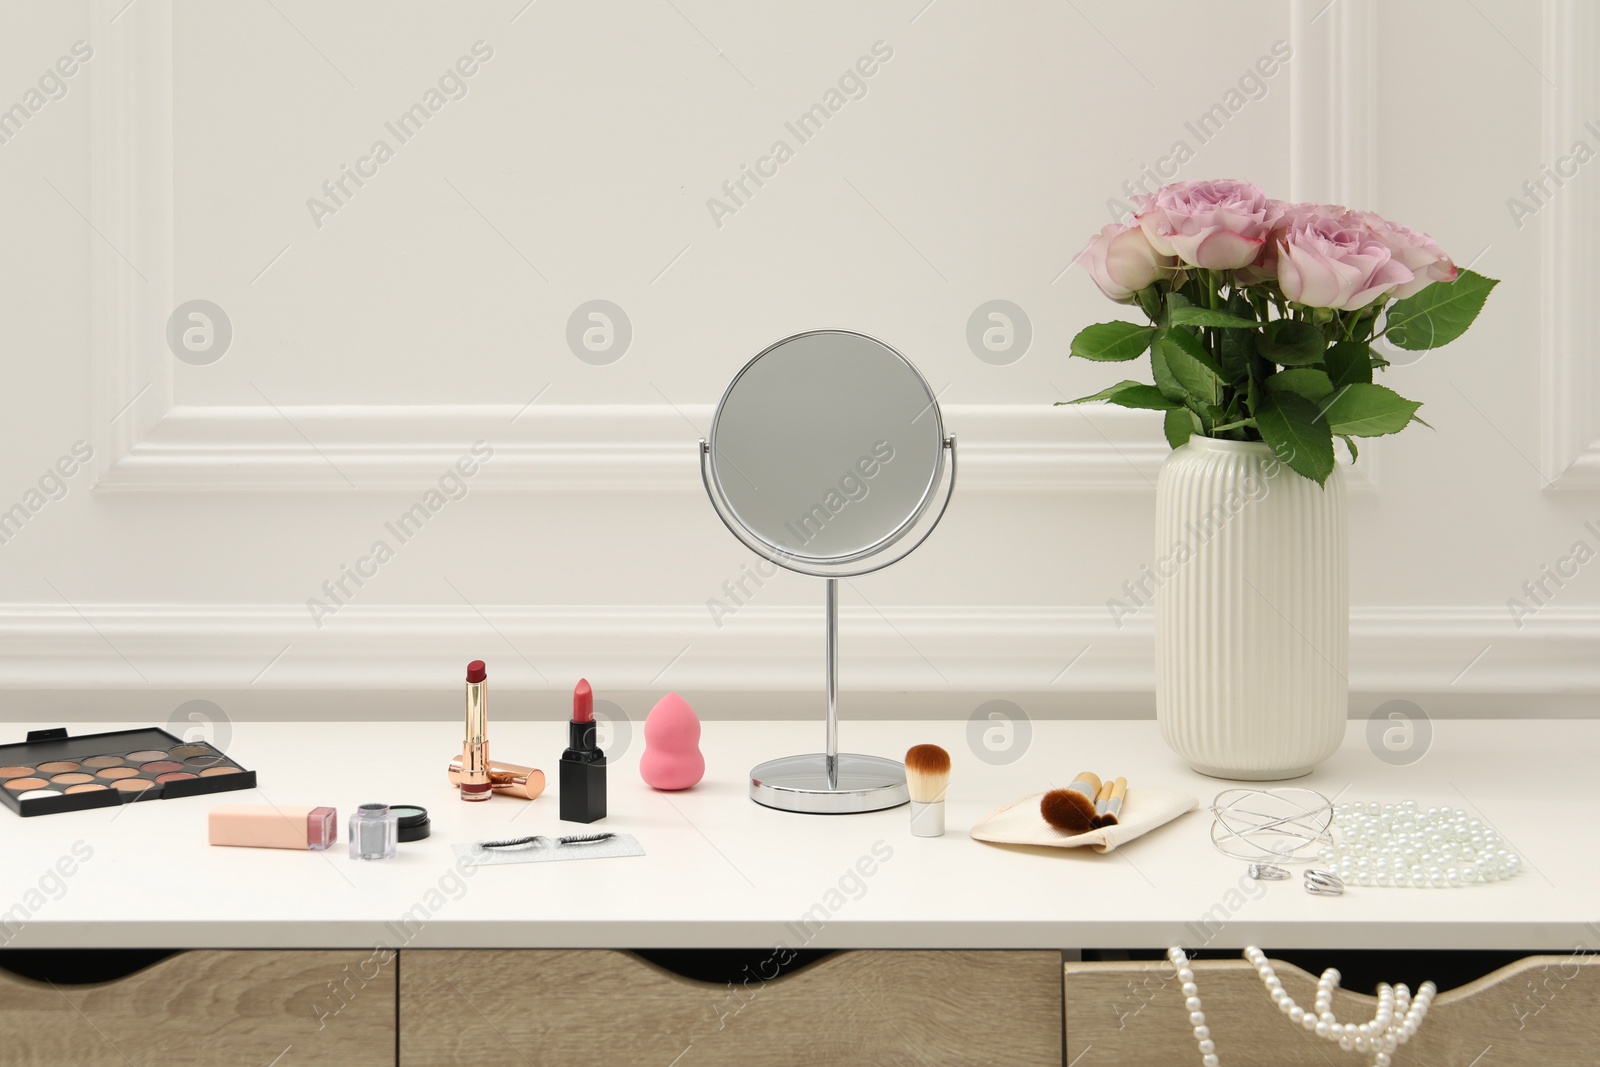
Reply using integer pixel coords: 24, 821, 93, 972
0, 727, 255, 818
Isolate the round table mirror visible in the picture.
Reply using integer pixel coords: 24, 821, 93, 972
700, 330, 957, 813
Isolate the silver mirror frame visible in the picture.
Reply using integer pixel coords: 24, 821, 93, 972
703, 329, 948, 573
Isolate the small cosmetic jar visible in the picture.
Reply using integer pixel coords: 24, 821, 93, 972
391, 804, 430, 842
350, 803, 399, 861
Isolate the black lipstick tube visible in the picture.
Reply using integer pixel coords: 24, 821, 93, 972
559, 719, 606, 823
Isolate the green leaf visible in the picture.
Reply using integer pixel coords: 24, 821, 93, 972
1339, 434, 1360, 462
1071, 321, 1158, 362
1163, 291, 1192, 328
1383, 269, 1498, 350
1136, 286, 1163, 324
1320, 383, 1422, 437
1256, 319, 1327, 366
1164, 407, 1200, 448
1323, 341, 1373, 389
1149, 341, 1187, 402
1157, 328, 1225, 406
1218, 295, 1256, 380
1060, 380, 1177, 411
1164, 326, 1226, 376
1254, 391, 1335, 485
1170, 305, 1260, 329
1266, 368, 1335, 403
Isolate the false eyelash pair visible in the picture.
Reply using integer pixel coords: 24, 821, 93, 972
476, 832, 616, 851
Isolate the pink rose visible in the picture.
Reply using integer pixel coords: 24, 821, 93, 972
1134, 179, 1281, 270
1353, 211, 1457, 298
1076, 222, 1175, 303
1236, 202, 1356, 286
1275, 210, 1415, 311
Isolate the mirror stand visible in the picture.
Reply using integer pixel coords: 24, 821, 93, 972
748, 578, 911, 813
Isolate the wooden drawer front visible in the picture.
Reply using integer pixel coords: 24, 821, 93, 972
1065, 954, 1600, 1067
0, 949, 395, 1067
402, 949, 1061, 1066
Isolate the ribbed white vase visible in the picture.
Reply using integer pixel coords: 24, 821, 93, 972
1153, 438, 1347, 780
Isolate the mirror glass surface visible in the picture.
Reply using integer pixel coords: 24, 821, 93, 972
707, 330, 944, 564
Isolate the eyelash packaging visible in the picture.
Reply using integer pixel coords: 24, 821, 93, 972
1, 727, 256, 818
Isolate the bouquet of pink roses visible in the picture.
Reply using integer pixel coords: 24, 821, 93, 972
1066, 178, 1498, 484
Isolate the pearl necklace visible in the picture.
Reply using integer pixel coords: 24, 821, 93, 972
1321, 800, 1522, 888
1168, 946, 1434, 1067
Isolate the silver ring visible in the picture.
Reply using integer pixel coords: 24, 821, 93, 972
1304, 869, 1345, 896
1248, 863, 1291, 881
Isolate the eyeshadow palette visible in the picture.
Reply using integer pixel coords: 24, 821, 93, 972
0, 727, 255, 817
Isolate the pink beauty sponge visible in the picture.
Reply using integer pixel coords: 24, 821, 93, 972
640, 692, 705, 791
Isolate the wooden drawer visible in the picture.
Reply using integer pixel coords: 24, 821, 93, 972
0, 950, 395, 1067
1065, 954, 1600, 1067
401, 949, 1061, 1066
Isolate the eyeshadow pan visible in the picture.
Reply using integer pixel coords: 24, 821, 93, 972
17, 789, 61, 800
112, 779, 155, 794
139, 761, 184, 774
0, 766, 35, 780
36, 761, 80, 774
199, 766, 241, 777
81, 755, 125, 769
184, 754, 226, 767
169, 744, 217, 759
155, 772, 196, 783
96, 767, 141, 780
124, 750, 169, 763
5, 778, 49, 791
50, 773, 95, 785
65, 784, 108, 794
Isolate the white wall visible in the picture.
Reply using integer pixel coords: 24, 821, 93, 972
1, 0, 1595, 723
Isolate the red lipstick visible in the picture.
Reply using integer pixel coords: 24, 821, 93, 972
559, 678, 606, 823
460, 660, 492, 802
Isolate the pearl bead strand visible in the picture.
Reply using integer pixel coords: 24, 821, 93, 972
1325, 800, 1521, 888
1168, 946, 1435, 1067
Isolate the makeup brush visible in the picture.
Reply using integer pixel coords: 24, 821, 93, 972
1093, 777, 1128, 828
1041, 771, 1101, 834
904, 744, 951, 838
1092, 778, 1113, 819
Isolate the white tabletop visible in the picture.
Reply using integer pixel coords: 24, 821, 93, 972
1, 718, 1594, 951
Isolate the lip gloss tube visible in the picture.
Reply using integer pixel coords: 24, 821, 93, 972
461, 660, 492, 802
209, 805, 337, 850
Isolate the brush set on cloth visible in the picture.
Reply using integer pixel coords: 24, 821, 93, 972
968, 770, 1197, 853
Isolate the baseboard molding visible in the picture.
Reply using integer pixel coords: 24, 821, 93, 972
0, 604, 1590, 718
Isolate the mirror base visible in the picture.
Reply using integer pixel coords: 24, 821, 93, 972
749, 753, 909, 814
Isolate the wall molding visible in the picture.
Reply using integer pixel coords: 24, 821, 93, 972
90, 0, 174, 483
1289, 0, 1376, 209
88, 402, 1375, 492
86, 0, 1378, 494
1540, 0, 1600, 488
0, 602, 1589, 697
91, 402, 1178, 492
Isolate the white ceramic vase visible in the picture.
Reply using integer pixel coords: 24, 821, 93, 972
1153, 438, 1347, 780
